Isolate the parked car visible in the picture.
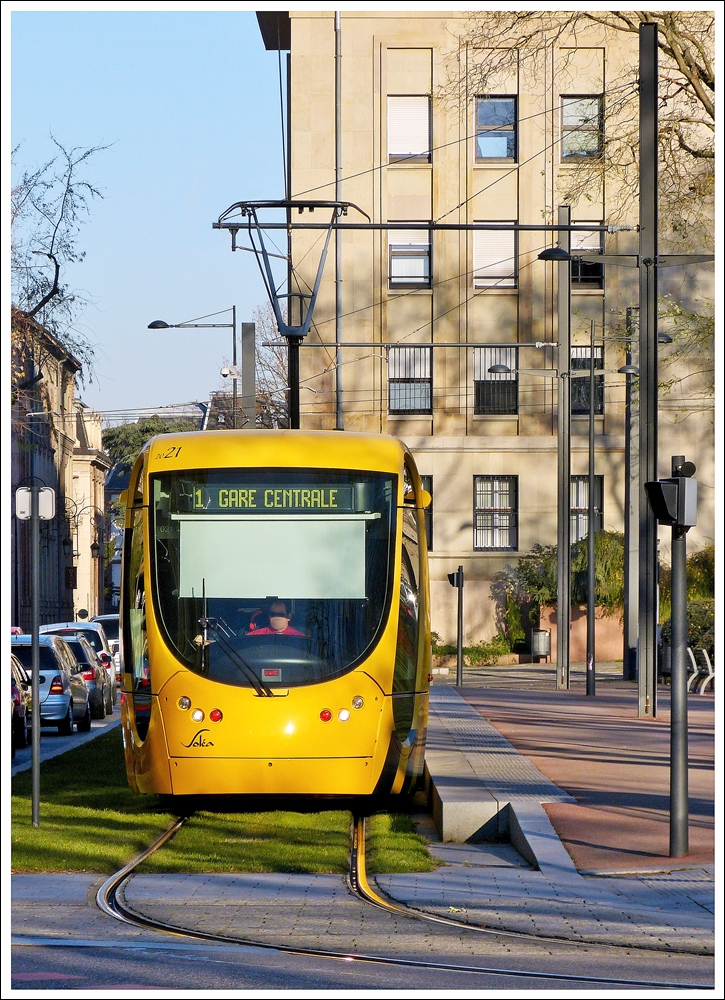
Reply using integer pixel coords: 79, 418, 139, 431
11, 654, 32, 754
60, 634, 112, 719
11, 635, 91, 734
39, 622, 117, 704
91, 614, 122, 682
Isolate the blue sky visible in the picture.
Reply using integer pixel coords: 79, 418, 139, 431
10, 6, 287, 412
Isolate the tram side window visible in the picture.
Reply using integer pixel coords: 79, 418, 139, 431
393, 504, 420, 737
124, 508, 151, 737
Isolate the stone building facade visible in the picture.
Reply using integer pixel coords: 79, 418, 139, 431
257, 12, 713, 648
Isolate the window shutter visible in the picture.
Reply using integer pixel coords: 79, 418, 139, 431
571, 224, 602, 253
388, 96, 430, 158
473, 347, 516, 381
473, 226, 516, 286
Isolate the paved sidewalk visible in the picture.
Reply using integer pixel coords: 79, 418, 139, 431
11, 662, 715, 960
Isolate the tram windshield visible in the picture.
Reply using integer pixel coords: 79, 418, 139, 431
151, 469, 396, 688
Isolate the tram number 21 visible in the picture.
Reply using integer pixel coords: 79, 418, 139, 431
155, 446, 182, 460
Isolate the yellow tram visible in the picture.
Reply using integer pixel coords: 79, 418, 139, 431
119, 430, 431, 798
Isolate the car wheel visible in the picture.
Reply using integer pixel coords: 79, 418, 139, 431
12, 714, 28, 750
58, 705, 73, 736
77, 701, 92, 733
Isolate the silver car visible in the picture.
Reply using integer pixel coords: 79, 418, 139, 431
11, 635, 91, 734
60, 634, 113, 719
40, 622, 117, 705
91, 614, 122, 683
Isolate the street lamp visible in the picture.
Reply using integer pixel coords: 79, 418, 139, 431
489, 346, 604, 694
539, 205, 573, 690
149, 308, 239, 429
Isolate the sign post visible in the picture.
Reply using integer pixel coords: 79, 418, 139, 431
448, 566, 464, 687
645, 456, 697, 857
16, 485, 56, 827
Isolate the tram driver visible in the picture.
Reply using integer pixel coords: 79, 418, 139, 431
246, 600, 305, 636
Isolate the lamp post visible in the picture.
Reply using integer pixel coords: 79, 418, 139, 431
149, 307, 238, 428
538, 207, 572, 690
64, 501, 106, 618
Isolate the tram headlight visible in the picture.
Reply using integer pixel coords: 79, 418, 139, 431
338, 709, 351, 722
191, 708, 205, 722
178, 697, 191, 711
351, 696, 364, 710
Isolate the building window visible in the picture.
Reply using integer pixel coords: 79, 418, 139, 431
474, 476, 518, 551
388, 96, 431, 162
561, 96, 603, 160
570, 476, 603, 542
389, 228, 431, 288
473, 224, 517, 287
571, 223, 603, 288
473, 347, 518, 414
571, 346, 604, 415
475, 96, 517, 161
420, 474, 433, 550
388, 346, 432, 414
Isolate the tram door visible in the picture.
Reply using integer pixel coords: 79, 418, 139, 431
123, 472, 152, 740
392, 464, 423, 739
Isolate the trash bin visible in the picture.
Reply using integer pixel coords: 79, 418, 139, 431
532, 629, 551, 661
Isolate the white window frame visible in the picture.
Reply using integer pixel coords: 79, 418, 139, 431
473, 475, 518, 551
473, 347, 518, 415
388, 96, 431, 162
561, 96, 603, 160
475, 96, 517, 162
571, 222, 604, 287
388, 346, 432, 415
571, 346, 604, 415
473, 224, 517, 288
570, 475, 604, 542
389, 227, 431, 289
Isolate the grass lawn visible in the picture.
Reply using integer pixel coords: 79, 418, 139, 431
12, 729, 436, 875
11, 728, 173, 873
137, 809, 352, 874
365, 811, 437, 874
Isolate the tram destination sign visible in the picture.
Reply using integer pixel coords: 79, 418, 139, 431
187, 484, 356, 513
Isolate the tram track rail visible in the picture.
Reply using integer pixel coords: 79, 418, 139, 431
93, 811, 712, 990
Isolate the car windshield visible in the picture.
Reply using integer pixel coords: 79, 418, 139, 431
151, 469, 397, 688
95, 618, 118, 641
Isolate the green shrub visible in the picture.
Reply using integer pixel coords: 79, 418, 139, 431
464, 633, 512, 666
661, 598, 714, 658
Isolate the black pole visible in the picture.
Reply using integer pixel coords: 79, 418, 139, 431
669, 463, 689, 856
586, 321, 596, 696
31, 479, 41, 827
288, 337, 300, 429
232, 305, 238, 430
556, 206, 572, 690
456, 565, 464, 687
622, 310, 639, 682
638, 21, 659, 718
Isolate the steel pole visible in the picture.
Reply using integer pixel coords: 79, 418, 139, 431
231, 305, 238, 429
31, 480, 40, 827
334, 11, 343, 430
669, 518, 689, 856
288, 338, 300, 429
622, 311, 639, 682
456, 566, 464, 688
556, 206, 572, 689
586, 321, 596, 696
638, 21, 659, 718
